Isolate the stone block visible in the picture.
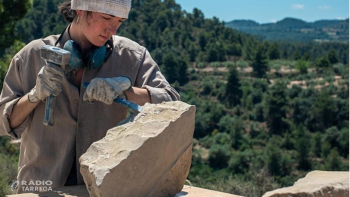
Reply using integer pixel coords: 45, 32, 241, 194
263, 170, 349, 197
79, 101, 196, 197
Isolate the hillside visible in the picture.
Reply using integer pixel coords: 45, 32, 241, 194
225, 17, 349, 43
0, 1, 349, 197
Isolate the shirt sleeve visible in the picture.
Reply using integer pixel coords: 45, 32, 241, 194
0, 55, 29, 139
135, 49, 180, 103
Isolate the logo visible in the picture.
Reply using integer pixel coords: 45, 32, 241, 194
10, 180, 53, 192
10, 180, 19, 191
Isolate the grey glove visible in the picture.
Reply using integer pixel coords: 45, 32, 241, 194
28, 64, 64, 103
83, 76, 131, 105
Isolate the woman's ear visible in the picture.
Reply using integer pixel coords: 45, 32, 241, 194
76, 10, 83, 17
75, 10, 85, 24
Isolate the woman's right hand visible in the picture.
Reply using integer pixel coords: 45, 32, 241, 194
28, 64, 64, 103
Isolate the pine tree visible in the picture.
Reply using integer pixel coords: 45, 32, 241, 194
316, 56, 331, 68
266, 139, 283, 176
312, 133, 322, 157
225, 66, 242, 107
162, 52, 178, 83
323, 148, 343, 171
208, 144, 231, 169
308, 90, 337, 132
230, 118, 244, 150
265, 80, 289, 135
252, 44, 268, 78
328, 49, 339, 64
294, 125, 311, 170
267, 42, 280, 60
292, 50, 301, 60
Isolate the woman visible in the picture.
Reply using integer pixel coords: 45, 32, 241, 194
0, 0, 179, 193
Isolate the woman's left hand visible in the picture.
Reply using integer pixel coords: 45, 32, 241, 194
83, 76, 131, 105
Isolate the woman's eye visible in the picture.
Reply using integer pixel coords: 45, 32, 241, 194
102, 16, 111, 20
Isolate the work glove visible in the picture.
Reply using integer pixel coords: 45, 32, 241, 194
83, 76, 131, 105
28, 64, 65, 103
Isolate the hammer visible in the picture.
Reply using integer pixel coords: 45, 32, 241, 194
40, 45, 70, 126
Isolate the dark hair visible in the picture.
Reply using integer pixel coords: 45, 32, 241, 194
58, 1, 76, 23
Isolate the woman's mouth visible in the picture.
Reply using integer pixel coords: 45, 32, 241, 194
100, 35, 109, 40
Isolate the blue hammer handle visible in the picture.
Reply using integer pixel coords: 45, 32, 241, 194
44, 95, 55, 125
82, 82, 142, 112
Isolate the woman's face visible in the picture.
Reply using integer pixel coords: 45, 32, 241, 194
79, 11, 125, 46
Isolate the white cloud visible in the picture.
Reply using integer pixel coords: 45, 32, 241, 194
270, 19, 277, 23
292, 4, 305, 10
318, 5, 331, 10
336, 16, 346, 20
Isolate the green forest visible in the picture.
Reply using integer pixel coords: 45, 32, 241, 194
0, 0, 348, 196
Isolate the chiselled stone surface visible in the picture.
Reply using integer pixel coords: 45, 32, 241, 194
79, 101, 196, 197
6, 185, 244, 197
263, 170, 349, 197
177, 186, 244, 197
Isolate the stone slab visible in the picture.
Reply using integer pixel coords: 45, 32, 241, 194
6, 185, 243, 197
263, 170, 349, 197
177, 186, 244, 197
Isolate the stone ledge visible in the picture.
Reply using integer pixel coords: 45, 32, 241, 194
6, 185, 243, 197
263, 171, 349, 197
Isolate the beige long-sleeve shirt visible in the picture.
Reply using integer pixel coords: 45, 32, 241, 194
0, 27, 179, 193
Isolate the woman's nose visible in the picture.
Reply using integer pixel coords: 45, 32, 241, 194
106, 20, 119, 34
106, 26, 116, 34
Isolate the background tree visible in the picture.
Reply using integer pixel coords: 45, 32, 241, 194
265, 138, 283, 176
161, 51, 188, 84
292, 50, 301, 60
0, 3, 27, 188
301, 51, 311, 61
208, 144, 231, 169
315, 56, 331, 68
322, 148, 344, 171
295, 60, 309, 74
265, 80, 290, 135
225, 66, 242, 107
311, 133, 322, 157
252, 44, 268, 78
15, 0, 68, 44
294, 125, 311, 170
267, 42, 280, 60
228, 150, 250, 174
230, 118, 245, 150
327, 49, 339, 64
292, 97, 312, 126
308, 90, 337, 132
0, 41, 26, 88
162, 52, 178, 83
242, 37, 257, 61
0, 0, 32, 54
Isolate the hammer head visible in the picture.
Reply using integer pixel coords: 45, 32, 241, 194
40, 45, 70, 66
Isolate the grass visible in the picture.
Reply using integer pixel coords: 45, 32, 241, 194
269, 59, 297, 70
195, 168, 280, 197
0, 152, 18, 195
0, 136, 19, 195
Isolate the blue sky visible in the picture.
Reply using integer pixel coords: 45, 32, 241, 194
175, 0, 349, 24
